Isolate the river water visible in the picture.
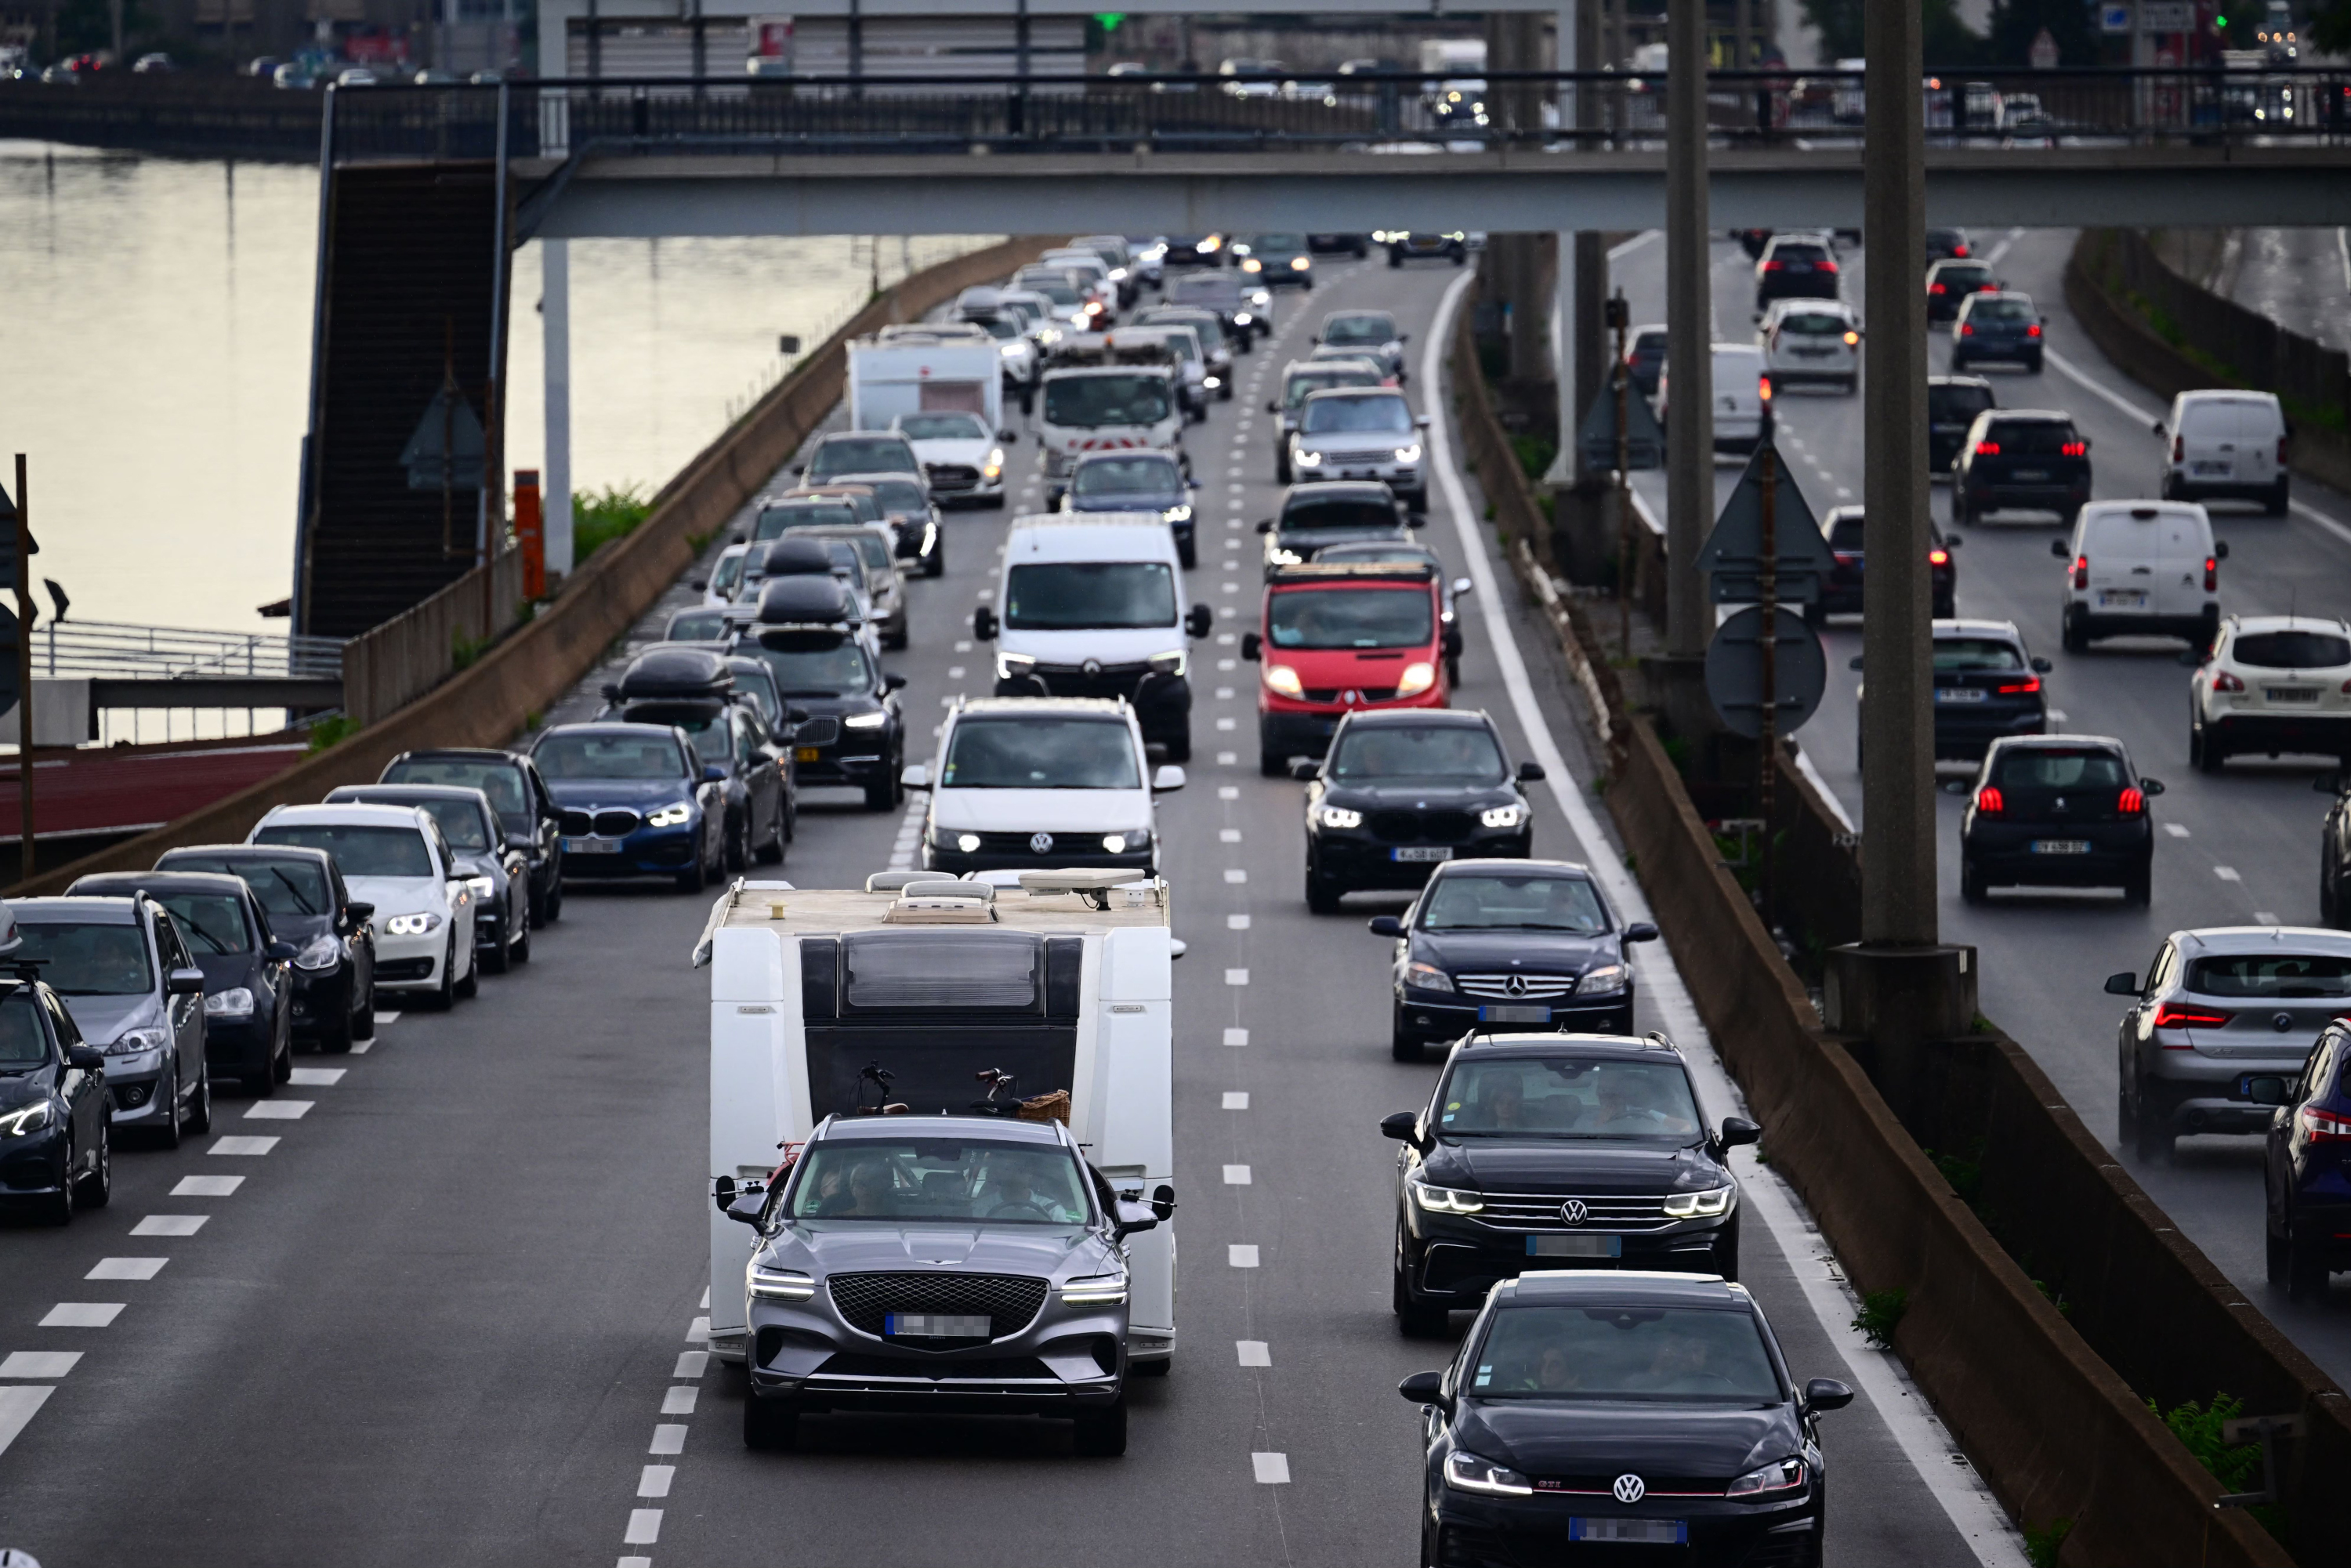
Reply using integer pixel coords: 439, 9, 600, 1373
0, 140, 984, 639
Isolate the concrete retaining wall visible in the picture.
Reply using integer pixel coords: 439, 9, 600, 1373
6, 235, 1051, 898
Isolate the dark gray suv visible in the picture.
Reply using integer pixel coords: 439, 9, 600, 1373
719, 1114, 1165, 1456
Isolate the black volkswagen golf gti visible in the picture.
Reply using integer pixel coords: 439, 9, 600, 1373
1382, 1033, 1759, 1337
1398, 1270, 1852, 1566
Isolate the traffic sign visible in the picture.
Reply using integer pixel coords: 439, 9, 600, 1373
0, 606, 18, 719
1578, 379, 1664, 473
1704, 604, 1827, 739
2100, 4, 2133, 34
1697, 440, 1835, 604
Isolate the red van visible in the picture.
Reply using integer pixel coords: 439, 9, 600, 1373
1241, 560, 1453, 776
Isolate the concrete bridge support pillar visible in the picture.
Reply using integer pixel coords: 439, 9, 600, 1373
542, 237, 574, 580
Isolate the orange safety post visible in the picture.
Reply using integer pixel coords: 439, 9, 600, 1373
513, 469, 545, 601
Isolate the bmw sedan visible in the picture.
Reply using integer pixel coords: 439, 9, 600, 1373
1399, 1271, 1850, 1566
1370, 860, 1657, 1060
325, 784, 531, 974
531, 722, 730, 893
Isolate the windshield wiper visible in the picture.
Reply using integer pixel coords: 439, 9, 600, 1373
266, 866, 321, 914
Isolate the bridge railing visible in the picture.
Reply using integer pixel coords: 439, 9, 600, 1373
320, 67, 2351, 165
28, 619, 343, 683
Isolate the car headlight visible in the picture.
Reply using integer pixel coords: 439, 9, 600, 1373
1410, 1179, 1484, 1214
1062, 1269, 1129, 1305
1265, 664, 1306, 699
1267, 547, 1302, 567
1662, 1184, 1737, 1219
983, 450, 1004, 480
382, 911, 444, 936
1318, 804, 1363, 829
956, 832, 982, 853
1291, 255, 1311, 270
107, 1026, 168, 1056
1102, 831, 1149, 855
1000, 342, 1022, 357
1445, 1449, 1531, 1496
1147, 650, 1187, 678
294, 933, 345, 972
1479, 802, 1525, 829
1108, 266, 1128, 281
0, 1101, 55, 1138
1199, 235, 1221, 252
1241, 257, 1262, 272
997, 652, 1037, 680
645, 800, 694, 828
1726, 1458, 1806, 1496
1165, 504, 1193, 523
1234, 311, 1255, 325
1576, 961, 1628, 998
843, 711, 889, 730
1404, 961, 1454, 993
1393, 443, 1423, 463
464, 875, 495, 900
1293, 450, 1324, 468
746, 1264, 815, 1302
1397, 662, 1437, 698
203, 987, 256, 1019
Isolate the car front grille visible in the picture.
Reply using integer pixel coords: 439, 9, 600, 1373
1472, 1191, 1677, 1232
559, 809, 592, 836
828, 1272, 1049, 1339
791, 715, 842, 748
1300, 686, 1400, 703
1321, 448, 1400, 467
813, 1353, 1056, 1382
1367, 809, 1476, 842
1455, 972, 1578, 1000
375, 958, 436, 982
927, 463, 980, 491
1530, 1471, 1732, 1496
562, 808, 643, 837
951, 830, 1136, 856
1035, 661, 1150, 701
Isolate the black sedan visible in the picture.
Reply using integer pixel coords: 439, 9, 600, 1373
1950, 410, 2092, 527
1259, 481, 1414, 576
1950, 290, 2045, 374
65, 871, 296, 1094
1369, 860, 1657, 1060
379, 747, 565, 925
150, 844, 376, 1052
1925, 258, 1998, 323
1807, 505, 1958, 625
1399, 1272, 1849, 1566
1299, 710, 1539, 912
0, 943, 114, 1225
324, 784, 534, 972
1958, 735, 2162, 905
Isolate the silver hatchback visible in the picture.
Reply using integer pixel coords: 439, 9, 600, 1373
2109, 926, 2351, 1160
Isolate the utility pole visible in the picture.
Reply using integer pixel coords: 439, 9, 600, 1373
13, 454, 33, 886
1662, 0, 1712, 675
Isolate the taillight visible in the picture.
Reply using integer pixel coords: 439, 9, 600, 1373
1976, 440, 2001, 456
2298, 1104, 2351, 1143
2118, 787, 2145, 814
2060, 440, 2086, 457
1959, 324, 1975, 337
1762, 259, 1785, 272
1974, 787, 2005, 813
2215, 670, 2245, 693
1819, 259, 1838, 273
2072, 555, 2088, 589
2027, 323, 2043, 339
1954, 244, 1970, 257
1929, 282, 1947, 294
1929, 549, 1951, 566
2172, 434, 2185, 463
2280, 436, 2291, 464
1995, 675, 2041, 694
2153, 1003, 2234, 1030
2205, 556, 2218, 592
1759, 377, 1773, 403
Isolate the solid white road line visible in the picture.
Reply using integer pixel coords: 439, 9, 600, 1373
40, 1304, 125, 1328
132, 1215, 208, 1237
1223, 1028, 1249, 1046
0, 1387, 55, 1459
1228, 1244, 1261, 1267
1252, 1451, 1291, 1483
0, 1352, 81, 1378
171, 1175, 243, 1196
85, 1258, 166, 1281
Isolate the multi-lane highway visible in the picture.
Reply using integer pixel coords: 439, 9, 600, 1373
1620, 223, 2351, 1389
0, 252, 2031, 1566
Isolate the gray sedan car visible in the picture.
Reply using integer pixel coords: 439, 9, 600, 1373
324, 784, 531, 974
719, 1114, 1164, 1456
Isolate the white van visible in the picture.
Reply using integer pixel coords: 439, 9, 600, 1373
904, 697, 1184, 877
2157, 389, 2291, 515
2055, 499, 2226, 653
1657, 342, 1774, 454
973, 514, 1214, 760
1034, 361, 1186, 501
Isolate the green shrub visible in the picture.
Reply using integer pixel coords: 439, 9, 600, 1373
1851, 1287, 1907, 1349
2022, 1516, 2072, 1568
574, 483, 654, 564
304, 715, 358, 755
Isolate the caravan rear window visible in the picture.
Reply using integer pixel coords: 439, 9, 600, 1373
843, 930, 1042, 1010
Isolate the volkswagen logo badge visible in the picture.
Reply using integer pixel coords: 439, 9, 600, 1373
1504, 974, 1530, 997
1560, 1199, 1588, 1226
2274, 1011, 2295, 1032
1612, 1474, 1646, 1504
1081, 658, 1103, 679
1030, 831, 1055, 854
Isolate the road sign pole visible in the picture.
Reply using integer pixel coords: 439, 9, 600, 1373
1664, 0, 1711, 661
13, 453, 32, 886
1613, 292, 1634, 655
1758, 441, 1777, 921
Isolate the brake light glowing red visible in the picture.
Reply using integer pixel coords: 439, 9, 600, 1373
2173, 434, 2185, 463
2060, 440, 2087, 457
1953, 244, 1970, 257
2215, 670, 2245, 693
1929, 549, 1951, 566
1762, 259, 1785, 271
2154, 1003, 2233, 1030
2072, 554, 2088, 589
2027, 323, 2043, 339
1959, 324, 1975, 337
1976, 440, 2000, 455
1995, 675, 2041, 694
1759, 377, 1773, 403
2118, 787, 2145, 815
2298, 1103, 2351, 1143
1929, 282, 1947, 294
1974, 787, 2005, 813
2205, 555, 2218, 592
1819, 260, 1838, 273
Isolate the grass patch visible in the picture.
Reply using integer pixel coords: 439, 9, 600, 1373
1850, 1287, 1907, 1350
574, 483, 654, 564
304, 715, 358, 754
2022, 1516, 2072, 1568
1512, 433, 1558, 485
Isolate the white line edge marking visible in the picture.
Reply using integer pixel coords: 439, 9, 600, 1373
1426, 269, 2026, 1566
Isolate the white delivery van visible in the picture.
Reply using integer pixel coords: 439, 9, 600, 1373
848, 331, 1005, 437
1034, 360, 1186, 502
695, 873, 1180, 1373
2056, 499, 2226, 653
1656, 342, 1774, 454
2157, 389, 2291, 516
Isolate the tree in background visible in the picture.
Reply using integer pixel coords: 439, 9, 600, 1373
1798, 0, 1983, 63
2311, 0, 2351, 54
1983, 0, 2101, 65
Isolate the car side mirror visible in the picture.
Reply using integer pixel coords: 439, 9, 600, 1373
1150, 1182, 1177, 1222
2213, 539, 2228, 560
2049, 539, 2070, 559
600, 683, 621, 703
1255, 518, 1275, 534
790, 463, 806, 476
713, 1174, 769, 1226
2030, 656, 2052, 673
690, 580, 707, 592
2152, 418, 2167, 436
701, 763, 727, 784
1718, 1116, 1762, 1149
883, 672, 908, 693
785, 707, 811, 726
1240, 632, 1263, 661
69, 1045, 107, 1074
1367, 914, 1406, 937
506, 834, 535, 853
973, 605, 998, 640
2103, 971, 2140, 996
2139, 777, 2164, 795
1113, 1198, 1160, 1238
1802, 1378, 1855, 1413
1940, 779, 1971, 795
345, 901, 375, 924
1398, 1370, 1450, 1411
1380, 1110, 1422, 1142
1625, 922, 1659, 943
1848, 655, 1864, 670
1185, 604, 1214, 638
168, 966, 206, 997
1152, 764, 1186, 791
2314, 771, 2342, 795
1266, 400, 1281, 414
998, 428, 1018, 444
1289, 759, 1319, 781
900, 763, 931, 791
2081, 436, 2092, 451
2243, 1074, 2291, 1106
1451, 576, 1474, 596
1942, 534, 1962, 549
1516, 761, 1546, 783
1405, 512, 1425, 528
266, 940, 299, 962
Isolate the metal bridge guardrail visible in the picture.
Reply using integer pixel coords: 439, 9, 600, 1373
318, 67, 2351, 165
30, 619, 344, 683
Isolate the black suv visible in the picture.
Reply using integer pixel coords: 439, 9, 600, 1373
1951, 410, 2092, 526
1958, 735, 2163, 905
740, 580, 907, 812
1854, 620, 2053, 765
1380, 1032, 1759, 1334
1368, 860, 1657, 1060
1260, 481, 1414, 574
378, 747, 565, 925
1299, 710, 1540, 911
0, 932, 114, 1226
1927, 375, 1996, 475
1753, 234, 1840, 311
1951, 290, 2045, 374
2255, 1020, 2351, 1301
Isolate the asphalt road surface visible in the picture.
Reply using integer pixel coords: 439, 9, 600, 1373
0, 253, 2027, 1567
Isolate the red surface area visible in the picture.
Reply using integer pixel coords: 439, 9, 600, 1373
0, 740, 306, 842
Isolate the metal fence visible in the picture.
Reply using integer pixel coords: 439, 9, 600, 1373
29, 619, 343, 683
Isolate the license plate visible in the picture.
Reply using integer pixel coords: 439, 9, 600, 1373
2192, 461, 2233, 476
2098, 590, 2147, 610
2265, 687, 2320, 703
1570, 1518, 1686, 1544
1936, 687, 1988, 704
1529, 1233, 1621, 1258
1480, 1004, 1551, 1024
885, 1313, 991, 1338
1793, 346, 1832, 357
2030, 838, 2091, 855
1393, 846, 1451, 863
2011, 469, 2048, 481
795, 746, 822, 762
564, 838, 623, 854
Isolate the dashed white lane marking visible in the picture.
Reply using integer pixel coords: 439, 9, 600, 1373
2164, 823, 2191, 838
132, 1215, 207, 1237
1223, 868, 1248, 884
976, 587, 994, 600
0, 1352, 80, 1378
1223, 1164, 1253, 1184
1215, 686, 1235, 700
1218, 750, 1239, 765
348, 1040, 372, 1055
2216, 866, 2243, 882
638, 1465, 674, 1498
955, 639, 973, 654
699, 1287, 709, 1309
2256, 911, 2282, 925
1218, 785, 1239, 800
209, 1136, 279, 1156
1228, 1244, 1261, 1268
1252, 1451, 1291, 1483
40, 1304, 124, 1328
172, 1175, 242, 1197
649, 1424, 687, 1455
673, 1350, 708, 1378
1220, 828, 1243, 844
1223, 1027, 1250, 1046
244, 1100, 313, 1121
1223, 1092, 1250, 1110
1237, 1340, 1271, 1367
661, 1385, 698, 1415
624, 1509, 662, 1545
1226, 912, 1251, 929
948, 664, 965, 679
85, 1258, 167, 1281
686, 1316, 711, 1343
1215, 716, 1237, 730
1218, 657, 1237, 672
0, 1387, 54, 1459
372, 1012, 401, 1025
1224, 968, 1249, 985
287, 1068, 344, 1088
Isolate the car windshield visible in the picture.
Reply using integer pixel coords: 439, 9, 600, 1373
1269, 586, 1432, 650
943, 718, 1141, 788
1470, 1304, 1781, 1403
863, 479, 929, 515
1441, 1057, 1702, 1139
755, 502, 862, 540
380, 759, 527, 817
788, 1139, 1092, 1225
1777, 311, 1849, 335
973, 315, 1021, 341
1934, 639, 2024, 672
1302, 396, 1412, 436
899, 413, 989, 442
1968, 298, 2034, 322
171, 856, 331, 917
532, 733, 688, 782
1281, 498, 1399, 533
811, 439, 915, 478
676, 717, 731, 766
1005, 562, 1177, 630
713, 553, 744, 594
666, 609, 730, 641
1147, 312, 1226, 350
153, 893, 252, 954
1022, 278, 1083, 306
815, 531, 893, 574
0, 989, 45, 1066
382, 798, 491, 850
749, 636, 872, 697
1771, 244, 1827, 263
1287, 371, 1375, 409
2188, 954, 2351, 999
1044, 375, 1172, 429
2233, 631, 2351, 669
1324, 314, 1396, 346
255, 824, 436, 878
1630, 331, 1668, 360
1328, 725, 1505, 782
1422, 875, 1608, 932
1072, 457, 1183, 501
13, 920, 154, 995
1991, 748, 2128, 789
1929, 384, 1995, 422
